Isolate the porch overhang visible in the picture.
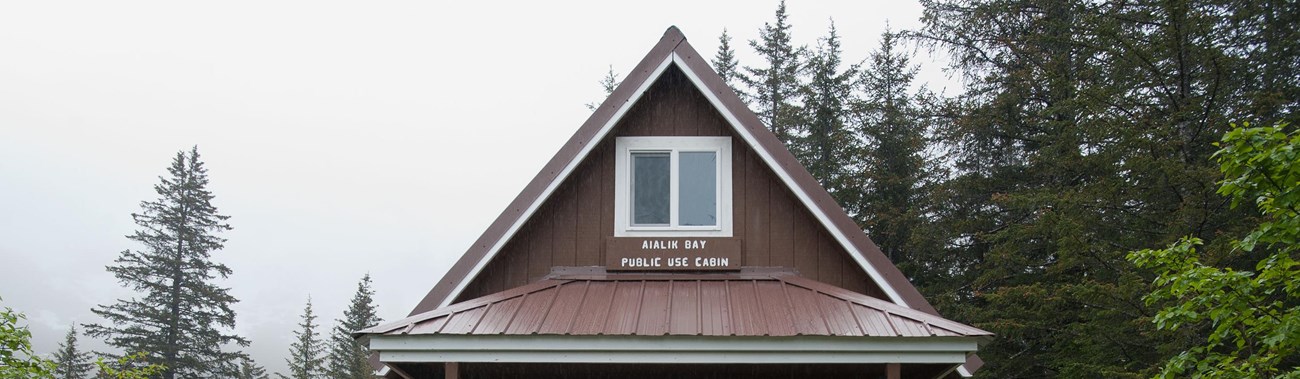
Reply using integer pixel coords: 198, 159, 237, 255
371, 334, 984, 365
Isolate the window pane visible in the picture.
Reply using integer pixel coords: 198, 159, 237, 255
632, 152, 670, 225
679, 151, 717, 226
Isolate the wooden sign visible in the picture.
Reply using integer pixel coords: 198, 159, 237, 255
605, 237, 742, 271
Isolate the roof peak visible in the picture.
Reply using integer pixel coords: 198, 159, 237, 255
664, 25, 684, 38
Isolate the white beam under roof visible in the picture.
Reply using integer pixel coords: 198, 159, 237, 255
370, 335, 983, 365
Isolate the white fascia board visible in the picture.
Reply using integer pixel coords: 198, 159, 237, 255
372, 334, 981, 352
668, 52, 908, 307
380, 350, 968, 365
371, 335, 980, 365
437, 55, 677, 309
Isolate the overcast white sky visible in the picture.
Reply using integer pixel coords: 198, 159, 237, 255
0, 0, 955, 374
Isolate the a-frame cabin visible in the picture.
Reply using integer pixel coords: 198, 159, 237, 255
358, 27, 990, 379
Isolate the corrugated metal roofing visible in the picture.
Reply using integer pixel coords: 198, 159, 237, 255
362, 269, 991, 338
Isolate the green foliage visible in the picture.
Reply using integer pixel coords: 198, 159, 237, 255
1216, 124, 1300, 240
51, 325, 94, 379
85, 147, 248, 379
325, 275, 382, 379
93, 353, 165, 379
742, 0, 805, 143
797, 21, 860, 200
279, 297, 325, 379
850, 27, 935, 280
585, 66, 622, 112
1129, 122, 1300, 378
235, 357, 270, 379
712, 28, 744, 96
910, 0, 1297, 376
1, 297, 56, 379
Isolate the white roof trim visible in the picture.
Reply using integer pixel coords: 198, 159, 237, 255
371, 335, 979, 364
381, 350, 966, 365
437, 49, 909, 309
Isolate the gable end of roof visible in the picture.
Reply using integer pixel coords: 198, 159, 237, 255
412, 25, 937, 322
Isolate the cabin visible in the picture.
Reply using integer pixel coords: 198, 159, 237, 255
356, 27, 990, 379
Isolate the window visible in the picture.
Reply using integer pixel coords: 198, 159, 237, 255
614, 137, 732, 236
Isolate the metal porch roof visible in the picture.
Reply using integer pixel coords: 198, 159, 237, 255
362, 268, 990, 339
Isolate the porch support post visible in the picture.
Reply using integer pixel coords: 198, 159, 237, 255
887, 363, 901, 379
445, 362, 460, 379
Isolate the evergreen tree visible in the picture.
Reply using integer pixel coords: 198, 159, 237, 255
912, 0, 1297, 376
235, 357, 269, 379
84, 147, 248, 379
325, 275, 382, 379
797, 20, 859, 200
585, 66, 622, 111
852, 28, 933, 278
279, 297, 324, 379
742, 0, 805, 144
52, 325, 95, 379
712, 28, 745, 97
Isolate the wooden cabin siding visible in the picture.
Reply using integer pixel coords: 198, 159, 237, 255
455, 67, 885, 303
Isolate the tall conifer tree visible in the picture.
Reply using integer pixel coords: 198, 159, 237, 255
712, 28, 745, 97
325, 275, 382, 379
235, 357, 269, 379
853, 29, 931, 275
798, 21, 859, 200
85, 147, 247, 379
743, 0, 804, 144
279, 297, 325, 379
913, 0, 1297, 375
51, 325, 94, 379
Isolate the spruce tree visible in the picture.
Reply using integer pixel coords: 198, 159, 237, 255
798, 20, 859, 200
712, 28, 745, 97
279, 297, 324, 379
325, 274, 382, 379
236, 357, 269, 379
912, 0, 1297, 375
51, 325, 94, 379
853, 28, 932, 276
585, 66, 622, 111
742, 0, 804, 144
84, 147, 248, 379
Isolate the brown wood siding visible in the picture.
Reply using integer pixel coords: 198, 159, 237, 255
454, 67, 885, 302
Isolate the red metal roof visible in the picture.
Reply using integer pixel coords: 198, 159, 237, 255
363, 269, 991, 339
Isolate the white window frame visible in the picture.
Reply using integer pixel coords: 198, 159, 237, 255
614, 136, 732, 237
